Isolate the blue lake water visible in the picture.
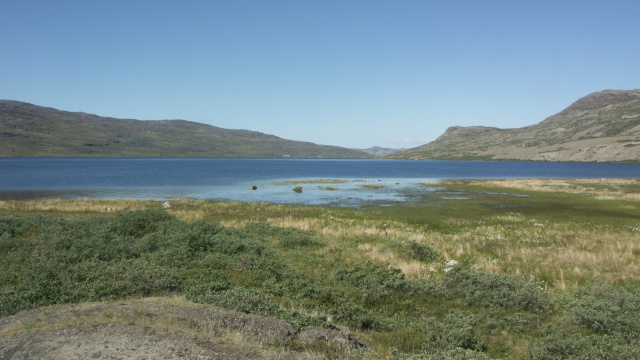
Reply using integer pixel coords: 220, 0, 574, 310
1, 158, 639, 205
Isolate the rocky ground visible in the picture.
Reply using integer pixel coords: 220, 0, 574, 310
0, 297, 366, 360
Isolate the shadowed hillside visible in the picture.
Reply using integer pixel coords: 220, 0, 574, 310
0, 101, 372, 158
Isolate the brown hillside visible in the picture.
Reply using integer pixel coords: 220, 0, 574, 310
386, 89, 640, 162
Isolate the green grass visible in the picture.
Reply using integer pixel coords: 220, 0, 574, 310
2, 179, 640, 358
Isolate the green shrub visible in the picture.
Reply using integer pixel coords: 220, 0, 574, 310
333, 261, 407, 302
0, 211, 277, 317
526, 324, 640, 360
0, 230, 17, 254
526, 325, 590, 360
111, 209, 175, 238
392, 348, 490, 360
241, 222, 324, 249
444, 265, 548, 311
572, 281, 640, 337
587, 335, 640, 360
279, 234, 324, 248
192, 286, 282, 316
391, 313, 487, 359
331, 296, 383, 331
423, 312, 485, 352
393, 240, 442, 263
332, 261, 448, 306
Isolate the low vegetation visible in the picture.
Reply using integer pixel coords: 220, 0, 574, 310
1, 179, 640, 358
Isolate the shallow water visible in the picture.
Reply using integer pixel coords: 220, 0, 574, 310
0, 178, 439, 207
1, 158, 638, 205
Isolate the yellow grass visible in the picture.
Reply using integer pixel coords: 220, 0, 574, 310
0, 198, 154, 214
2, 179, 639, 287
474, 178, 640, 201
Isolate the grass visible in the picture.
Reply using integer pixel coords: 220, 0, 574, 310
362, 184, 385, 189
1, 179, 640, 358
274, 179, 349, 185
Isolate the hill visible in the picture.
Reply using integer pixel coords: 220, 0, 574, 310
385, 89, 640, 162
0, 101, 372, 158
353, 146, 406, 157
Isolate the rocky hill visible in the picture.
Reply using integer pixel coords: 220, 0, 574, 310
385, 89, 640, 162
354, 146, 406, 157
0, 101, 372, 158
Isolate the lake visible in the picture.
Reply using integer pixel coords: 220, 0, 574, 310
1, 158, 639, 205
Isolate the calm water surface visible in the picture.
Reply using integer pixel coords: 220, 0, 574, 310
1, 158, 639, 205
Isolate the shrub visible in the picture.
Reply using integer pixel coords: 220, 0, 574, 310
192, 286, 282, 316
444, 265, 548, 311
423, 312, 485, 352
392, 348, 490, 360
572, 281, 640, 337
525, 324, 640, 360
73, 258, 181, 301
526, 325, 590, 360
393, 240, 442, 263
333, 261, 407, 302
241, 222, 324, 249
391, 313, 487, 359
0, 211, 282, 317
331, 297, 383, 331
111, 209, 175, 238
0, 229, 17, 254
279, 234, 324, 248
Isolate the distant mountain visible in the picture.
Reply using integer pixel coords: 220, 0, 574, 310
354, 146, 406, 157
0, 101, 372, 158
385, 89, 640, 162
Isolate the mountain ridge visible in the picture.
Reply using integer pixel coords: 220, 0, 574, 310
385, 89, 640, 162
353, 146, 406, 157
0, 100, 372, 158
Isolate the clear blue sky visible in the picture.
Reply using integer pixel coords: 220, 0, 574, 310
2, 1, 639, 149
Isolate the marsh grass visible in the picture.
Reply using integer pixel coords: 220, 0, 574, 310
362, 184, 385, 189
2, 179, 640, 358
274, 179, 349, 185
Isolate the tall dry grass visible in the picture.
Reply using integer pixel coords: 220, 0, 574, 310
0, 199, 154, 214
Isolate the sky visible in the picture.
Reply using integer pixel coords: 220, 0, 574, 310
1, 1, 639, 149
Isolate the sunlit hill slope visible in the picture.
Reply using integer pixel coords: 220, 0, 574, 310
386, 89, 640, 162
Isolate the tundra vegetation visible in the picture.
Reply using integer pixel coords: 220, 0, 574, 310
1, 179, 640, 359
